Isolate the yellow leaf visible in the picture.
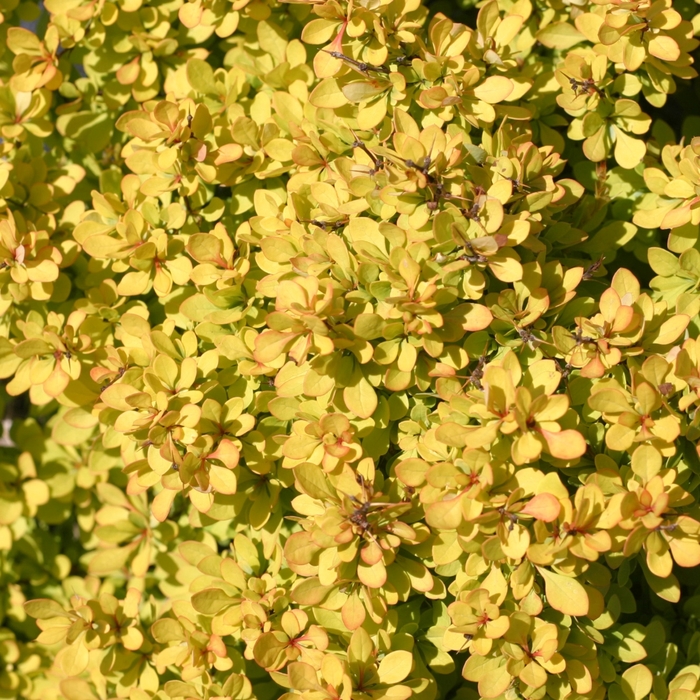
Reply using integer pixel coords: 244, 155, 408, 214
344, 376, 378, 419
7, 27, 44, 55
472, 76, 513, 104
614, 129, 646, 170
57, 642, 90, 677
588, 389, 630, 414
649, 315, 689, 346
621, 664, 653, 700
631, 445, 662, 481
537, 22, 585, 50
647, 35, 680, 62
426, 496, 464, 530
309, 78, 349, 109
377, 650, 413, 684
301, 18, 339, 45
536, 566, 590, 616
342, 80, 389, 103
583, 126, 608, 163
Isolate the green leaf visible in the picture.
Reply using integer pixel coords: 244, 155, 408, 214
537, 22, 585, 49
187, 58, 217, 94
24, 599, 71, 619
191, 588, 234, 615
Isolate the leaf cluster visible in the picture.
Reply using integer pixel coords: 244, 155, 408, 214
1, 0, 700, 699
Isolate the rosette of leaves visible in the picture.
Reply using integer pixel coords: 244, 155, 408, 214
436, 351, 586, 465
0, 212, 63, 310
574, 0, 699, 107
633, 139, 700, 250
286, 460, 434, 626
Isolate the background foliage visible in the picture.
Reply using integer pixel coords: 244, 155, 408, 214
2, 0, 700, 698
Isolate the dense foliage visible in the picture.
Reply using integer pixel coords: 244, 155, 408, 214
2, 0, 700, 698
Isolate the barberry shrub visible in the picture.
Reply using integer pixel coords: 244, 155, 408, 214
2, 0, 700, 697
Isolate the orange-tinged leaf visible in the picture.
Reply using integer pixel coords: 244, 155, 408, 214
341, 593, 366, 630
357, 559, 387, 588
151, 488, 177, 523
540, 429, 586, 460
521, 493, 561, 522
207, 439, 240, 470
